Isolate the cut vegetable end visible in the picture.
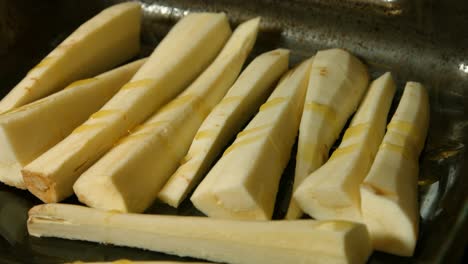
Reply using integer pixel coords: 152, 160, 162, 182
158, 173, 194, 208
294, 183, 362, 222
192, 184, 269, 220
22, 170, 57, 203
74, 179, 128, 213
361, 186, 417, 256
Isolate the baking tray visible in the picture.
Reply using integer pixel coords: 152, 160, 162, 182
0, 0, 467, 263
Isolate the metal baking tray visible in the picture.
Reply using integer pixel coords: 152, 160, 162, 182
0, 0, 467, 263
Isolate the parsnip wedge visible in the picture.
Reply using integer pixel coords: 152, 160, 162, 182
159, 49, 289, 208
28, 204, 373, 264
73, 18, 260, 213
0, 2, 141, 113
294, 72, 396, 222
286, 48, 369, 219
0, 59, 145, 189
191, 59, 311, 220
22, 12, 231, 203
360, 82, 429, 256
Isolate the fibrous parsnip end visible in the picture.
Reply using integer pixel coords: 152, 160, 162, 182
22, 169, 58, 203
73, 176, 129, 213
360, 184, 417, 256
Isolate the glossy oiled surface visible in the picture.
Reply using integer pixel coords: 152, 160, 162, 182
0, 0, 467, 263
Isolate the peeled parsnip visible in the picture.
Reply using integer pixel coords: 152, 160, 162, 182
294, 72, 396, 222
0, 2, 141, 113
0, 59, 145, 189
22, 12, 231, 203
191, 59, 311, 220
73, 18, 260, 213
286, 48, 369, 219
28, 204, 373, 264
360, 82, 429, 256
158, 48, 289, 208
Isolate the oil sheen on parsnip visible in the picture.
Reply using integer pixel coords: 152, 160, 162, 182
0, 2, 141, 113
27, 203, 373, 264
73, 18, 260, 213
360, 82, 429, 256
191, 59, 311, 220
295, 72, 396, 222
22, 12, 231, 203
158, 48, 289, 208
0, 59, 144, 189
286, 48, 369, 219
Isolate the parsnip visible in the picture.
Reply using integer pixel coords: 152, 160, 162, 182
73, 18, 260, 213
294, 73, 395, 222
0, 59, 145, 189
159, 49, 289, 208
0, 2, 141, 113
360, 82, 429, 256
191, 59, 311, 220
22, 12, 231, 203
286, 48, 369, 219
28, 204, 373, 264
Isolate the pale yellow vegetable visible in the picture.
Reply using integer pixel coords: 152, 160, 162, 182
294, 72, 396, 222
360, 82, 429, 256
158, 48, 289, 208
73, 18, 260, 213
191, 59, 311, 220
28, 204, 373, 264
0, 2, 141, 113
0, 59, 145, 189
22, 12, 231, 203
286, 48, 369, 219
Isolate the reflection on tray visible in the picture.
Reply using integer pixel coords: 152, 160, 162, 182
0, 190, 32, 245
